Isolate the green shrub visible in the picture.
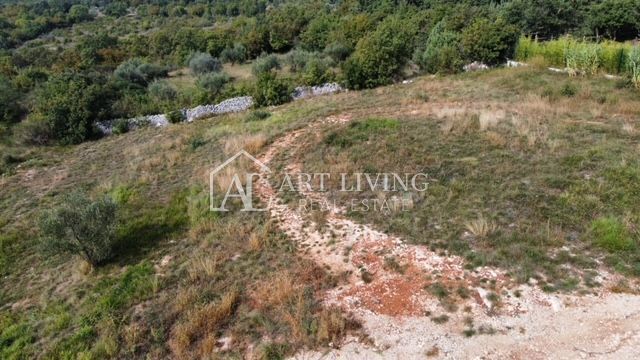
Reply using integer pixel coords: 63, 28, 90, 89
147, 79, 177, 101
342, 15, 417, 89
591, 217, 635, 253
299, 13, 336, 51
324, 41, 351, 62
114, 58, 167, 86
252, 54, 280, 75
188, 52, 222, 75
31, 73, 115, 145
303, 58, 332, 86
252, 72, 291, 107
417, 21, 463, 74
461, 18, 519, 65
68, 4, 92, 23
587, 0, 640, 41
0, 77, 22, 124
112, 118, 129, 135
196, 72, 230, 101
560, 82, 577, 97
220, 44, 246, 64
166, 110, 186, 124
39, 192, 118, 267
286, 50, 313, 73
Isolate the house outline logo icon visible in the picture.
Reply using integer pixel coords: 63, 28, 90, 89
209, 150, 270, 212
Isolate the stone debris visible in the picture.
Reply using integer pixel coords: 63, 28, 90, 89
548, 67, 568, 73
185, 96, 254, 122
292, 82, 343, 100
145, 114, 168, 127
506, 60, 527, 67
464, 61, 490, 72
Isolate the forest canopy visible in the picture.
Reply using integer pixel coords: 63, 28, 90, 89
1, 0, 639, 144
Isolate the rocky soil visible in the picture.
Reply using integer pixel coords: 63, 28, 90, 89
253, 114, 640, 360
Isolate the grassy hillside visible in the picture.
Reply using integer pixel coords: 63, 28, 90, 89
1, 66, 640, 358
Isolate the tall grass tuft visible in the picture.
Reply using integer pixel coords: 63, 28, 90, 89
515, 36, 634, 76
627, 46, 640, 89
566, 42, 600, 76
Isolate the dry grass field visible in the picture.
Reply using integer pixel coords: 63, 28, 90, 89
1, 66, 640, 358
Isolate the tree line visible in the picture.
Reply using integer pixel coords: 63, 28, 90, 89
1, 0, 640, 145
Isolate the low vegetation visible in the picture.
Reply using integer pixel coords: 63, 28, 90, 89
296, 67, 640, 290
2, 0, 640, 357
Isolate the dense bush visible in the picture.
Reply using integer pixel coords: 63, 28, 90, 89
286, 50, 313, 73
30, 73, 115, 145
114, 58, 167, 87
220, 44, 247, 64
461, 18, 519, 65
112, 118, 130, 135
105, 2, 128, 17
501, 0, 583, 39
252, 54, 280, 75
417, 21, 463, 74
12, 67, 49, 92
39, 191, 118, 267
324, 42, 351, 62
67, 4, 92, 23
0, 77, 22, 123
302, 58, 332, 86
252, 72, 291, 107
148, 80, 178, 101
3, 0, 640, 149
196, 72, 231, 102
299, 13, 337, 52
166, 110, 186, 124
267, 3, 309, 52
342, 15, 417, 89
188, 52, 222, 75
587, 0, 640, 41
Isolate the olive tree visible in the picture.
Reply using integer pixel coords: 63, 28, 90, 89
39, 192, 118, 267
188, 52, 222, 75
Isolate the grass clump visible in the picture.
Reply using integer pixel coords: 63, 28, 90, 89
430, 314, 449, 324
0, 315, 35, 359
590, 217, 635, 253
245, 110, 272, 122
324, 118, 398, 148
560, 82, 578, 97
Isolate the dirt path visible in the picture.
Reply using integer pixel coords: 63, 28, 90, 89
253, 115, 640, 359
